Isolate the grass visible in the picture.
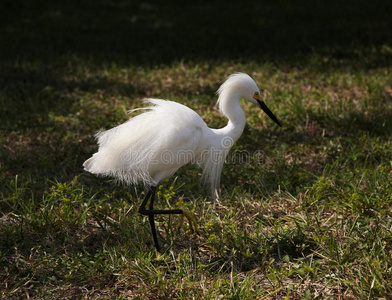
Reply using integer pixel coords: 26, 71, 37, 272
1, 0, 392, 298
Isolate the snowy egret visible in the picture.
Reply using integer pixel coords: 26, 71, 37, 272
83, 73, 281, 251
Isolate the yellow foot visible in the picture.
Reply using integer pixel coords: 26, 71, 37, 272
179, 209, 199, 235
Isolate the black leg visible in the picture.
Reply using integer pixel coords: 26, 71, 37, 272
139, 186, 184, 252
139, 186, 183, 215
148, 215, 160, 251
148, 189, 160, 252
139, 186, 156, 216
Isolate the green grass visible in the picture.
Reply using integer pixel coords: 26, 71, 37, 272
1, 0, 392, 299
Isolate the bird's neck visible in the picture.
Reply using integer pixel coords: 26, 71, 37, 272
217, 92, 246, 142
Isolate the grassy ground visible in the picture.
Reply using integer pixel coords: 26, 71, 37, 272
1, 0, 392, 299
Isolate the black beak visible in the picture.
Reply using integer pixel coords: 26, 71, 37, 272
256, 100, 282, 127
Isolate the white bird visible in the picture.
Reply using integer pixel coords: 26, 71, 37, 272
83, 73, 281, 251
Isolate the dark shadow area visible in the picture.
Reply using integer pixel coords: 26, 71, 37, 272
0, 0, 391, 66
1, 0, 391, 131
1, 0, 391, 132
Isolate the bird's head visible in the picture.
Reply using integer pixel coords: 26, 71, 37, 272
251, 90, 281, 127
217, 73, 281, 127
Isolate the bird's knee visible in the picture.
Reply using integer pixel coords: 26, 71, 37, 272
139, 207, 153, 216
139, 207, 148, 215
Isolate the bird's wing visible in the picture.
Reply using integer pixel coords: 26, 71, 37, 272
84, 99, 207, 185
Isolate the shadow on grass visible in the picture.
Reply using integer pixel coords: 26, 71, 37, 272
1, 0, 391, 130
1, 0, 391, 65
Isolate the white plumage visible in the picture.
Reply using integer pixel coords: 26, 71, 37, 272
83, 73, 281, 251
83, 73, 281, 197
